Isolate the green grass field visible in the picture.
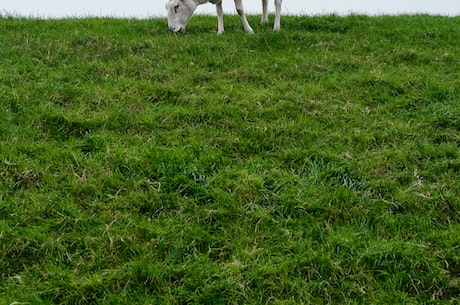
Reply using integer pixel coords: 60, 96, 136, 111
1, 14, 459, 304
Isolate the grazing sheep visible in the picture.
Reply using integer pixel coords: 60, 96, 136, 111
166, 0, 282, 34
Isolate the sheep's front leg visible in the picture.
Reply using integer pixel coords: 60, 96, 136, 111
234, 0, 254, 33
216, 1, 225, 34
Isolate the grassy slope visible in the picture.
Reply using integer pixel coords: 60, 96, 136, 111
1, 14, 459, 304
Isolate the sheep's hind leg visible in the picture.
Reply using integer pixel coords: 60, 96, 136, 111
274, 0, 281, 30
262, 0, 269, 24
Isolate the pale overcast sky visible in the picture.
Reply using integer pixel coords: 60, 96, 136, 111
2, 0, 459, 18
